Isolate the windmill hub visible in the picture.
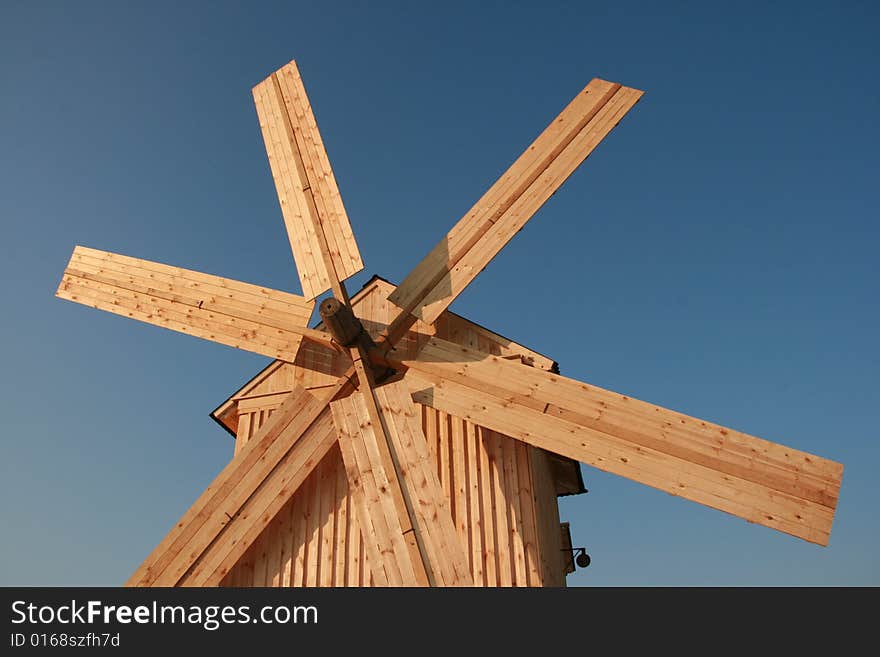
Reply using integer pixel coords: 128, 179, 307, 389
319, 297, 364, 347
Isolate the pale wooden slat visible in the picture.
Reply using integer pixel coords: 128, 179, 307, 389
304, 447, 323, 587
416, 87, 644, 325
451, 417, 469, 553
275, 66, 349, 284
279, 494, 295, 587
128, 380, 348, 586
69, 246, 313, 323
488, 430, 512, 586
387, 78, 641, 325
477, 426, 498, 585
58, 275, 304, 362
253, 61, 363, 299
333, 451, 349, 586
404, 366, 837, 546
71, 245, 313, 320
351, 348, 429, 584
66, 260, 309, 333
279, 63, 362, 276
516, 442, 543, 586
332, 392, 413, 585
373, 381, 473, 586
465, 421, 486, 585
503, 437, 528, 586
254, 76, 324, 298
411, 337, 841, 504
177, 407, 338, 586
318, 454, 335, 587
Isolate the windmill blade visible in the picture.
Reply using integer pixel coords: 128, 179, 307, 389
331, 379, 473, 586
253, 60, 364, 300
386, 78, 642, 329
388, 337, 843, 546
128, 378, 350, 587
57, 245, 335, 360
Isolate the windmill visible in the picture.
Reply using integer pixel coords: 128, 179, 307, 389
56, 60, 843, 587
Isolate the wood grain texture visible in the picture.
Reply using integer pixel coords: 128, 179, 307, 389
127, 379, 349, 587
332, 389, 421, 586
57, 246, 324, 361
220, 393, 557, 586
253, 60, 363, 300
387, 79, 642, 326
397, 337, 843, 546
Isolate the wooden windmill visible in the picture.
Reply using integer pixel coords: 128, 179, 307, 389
56, 60, 843, 587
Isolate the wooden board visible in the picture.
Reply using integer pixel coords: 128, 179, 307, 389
57, 246, 324, 361
220, 396, 554, 586
372, 381, 473, 586
127, 380, 348, 587
332, 389, 420, 586
388, 79, 642, 326
397, 337, 843, 546
253, 60, 363, 300
331, 381, 473, 586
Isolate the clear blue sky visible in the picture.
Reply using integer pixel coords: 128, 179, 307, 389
1, 0, 877, 586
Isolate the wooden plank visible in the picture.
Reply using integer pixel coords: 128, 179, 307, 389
182, 408, 339, 586
128, 376, 351, 587
58, 274, 306, 362
275, 66, 350, 291
409, 337, 842, 503
373, 381, 473, 586
388, 79, 642, 326
235, 412, 253, 457
402, 355, 840, 546
292, 474, 310, 587
332, 392, 412, 585
530, 449, 565, 586
477, 427, 498, 586
281, 64, 361, 276
252, 532, 269, 586
465, 421, 485, 585
350, 346, 430, 585
318, 454, 335, 587
253, 61, 363, 300
333, 450, 349, 586
451, 417, 469, 551
280, 496, 295, 587
128, 385, 320, 586
417, 87, 643, 325
305, 452, 322, 587
67, 247, 313, 325
254, 76, 322, 298
64, 263, 309, 336
70, 246, 314, 320
487, 430, 512, 586
516, 443, 543, 586
503, 436, 528, 586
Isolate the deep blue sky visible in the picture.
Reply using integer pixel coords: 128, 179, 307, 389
1, 1, 877, 586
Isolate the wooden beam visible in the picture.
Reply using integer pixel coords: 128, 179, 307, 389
372, 381, 473, 586
253, 60, 363, 300
181, 408, 339, 586
57, 246, 335, 361
332, 389, 420, 586
391, 337, 843, 546
127, 375, 353, 587
386, 79, 642, 327
331, 379, 473, 586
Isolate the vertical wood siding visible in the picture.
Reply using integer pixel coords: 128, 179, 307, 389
221, 403, 564, 587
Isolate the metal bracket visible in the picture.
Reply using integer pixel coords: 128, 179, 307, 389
562, 546, 591, 569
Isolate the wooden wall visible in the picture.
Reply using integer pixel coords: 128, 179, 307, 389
221, 402, 566, 587
215, 277, 571, 587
